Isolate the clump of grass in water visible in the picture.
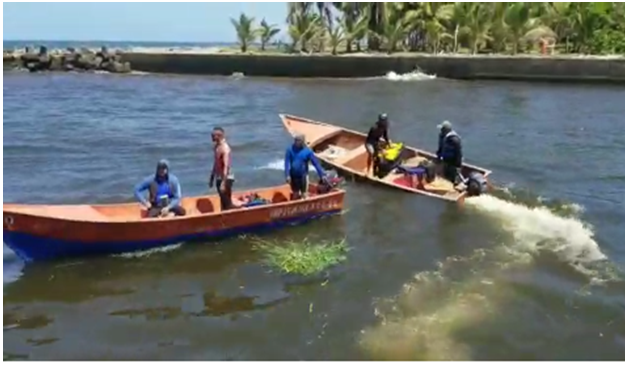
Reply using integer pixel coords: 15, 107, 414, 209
254, 238, 349, 276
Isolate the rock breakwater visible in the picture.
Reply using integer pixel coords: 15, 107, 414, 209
3, 46, 132, 73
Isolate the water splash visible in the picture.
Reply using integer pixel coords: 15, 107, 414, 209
3, 245, 24, 286
254, 159, 283, 171
384, 70, 437, 82
111, 242, 183, 259
466, 195, 605, 265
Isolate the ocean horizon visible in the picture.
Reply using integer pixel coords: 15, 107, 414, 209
3, 39, 236, 51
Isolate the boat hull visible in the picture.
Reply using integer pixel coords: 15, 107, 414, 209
3, 184, 345, 262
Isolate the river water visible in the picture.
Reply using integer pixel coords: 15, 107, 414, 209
3, 70, 625, 360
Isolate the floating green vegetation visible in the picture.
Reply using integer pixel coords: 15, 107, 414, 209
254, 238, 349, 276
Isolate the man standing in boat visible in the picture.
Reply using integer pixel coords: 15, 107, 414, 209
436, 120, 463, 184
209, 126, 235, 211
284, 133, 327, 199
134, 159, 186, 218
365, 113, 391, 176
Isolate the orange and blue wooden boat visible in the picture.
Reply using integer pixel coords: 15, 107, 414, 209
280, 114, 493, 204
3, 183, 345, 262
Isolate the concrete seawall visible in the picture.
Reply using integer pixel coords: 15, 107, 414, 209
120, 52, 625, 83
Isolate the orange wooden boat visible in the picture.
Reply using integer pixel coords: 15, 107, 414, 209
3, 183, 345, 262
280, 114, 493, 204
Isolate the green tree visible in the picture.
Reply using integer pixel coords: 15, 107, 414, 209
326, 17, 345, 55
505, 2, 542, 54
282, 2, 624, 56
259, 19, 280, 51
288, 10, 323, 52
460, 3, 492, 54
230, 13, 257, 53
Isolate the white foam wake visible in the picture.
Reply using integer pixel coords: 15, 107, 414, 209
384, 70, 436, 81
465, 195, 606, 265
111, 242, 183, 259
359, 194, 618, 360
254, 159, 283, 171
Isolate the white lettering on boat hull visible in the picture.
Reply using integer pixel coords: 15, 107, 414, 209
269, 199, 341, 220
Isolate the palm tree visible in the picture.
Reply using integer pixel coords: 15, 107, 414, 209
460, 3, 492, 54
377, 2, 410, 53
281, 2, 621, 56
406, 2, 451, 53
367, 2, 385, 51
327, 17, 345, 55
440, 2, 473, 53
336, 2, 369, 53
567, 2, 612, 53
505, 2, 542, 54
489, 2, 509, 53
288, 10, 323, 52
230, 13, 257, 53
259, 19, 280, 51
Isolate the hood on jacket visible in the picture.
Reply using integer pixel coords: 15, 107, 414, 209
155, 159, 170, 181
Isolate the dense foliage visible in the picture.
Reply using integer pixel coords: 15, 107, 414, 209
232, 2, 625, 55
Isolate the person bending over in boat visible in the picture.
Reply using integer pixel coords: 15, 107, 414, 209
436, 120, 463, 184
209, 126, 235, 211
365, 113, 391, 176
134, 159, 186, 218
284, 133, 327, 199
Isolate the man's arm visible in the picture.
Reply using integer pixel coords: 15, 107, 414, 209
452, 136, 463, 166
167, 176, 182, 209
220, 146, 230, 178
307, 149, 325, 178
209, 150, 217, 183
133, 177, 152, 206
383, 128, 390, 143
284, 148, 292, 179
436, 134, 443, 159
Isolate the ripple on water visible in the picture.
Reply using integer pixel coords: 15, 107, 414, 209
3, 71, 625, 360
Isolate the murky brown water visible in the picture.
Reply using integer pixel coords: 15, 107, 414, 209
4, 71, 625, 360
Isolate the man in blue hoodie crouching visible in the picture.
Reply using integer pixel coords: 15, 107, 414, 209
134, 159, 186, 218
284, 134, 327, 199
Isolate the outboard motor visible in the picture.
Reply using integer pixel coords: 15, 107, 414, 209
317, 170, 343, 194
465, 172, 488, 197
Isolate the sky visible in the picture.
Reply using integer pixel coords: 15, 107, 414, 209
3, 2, 288, 42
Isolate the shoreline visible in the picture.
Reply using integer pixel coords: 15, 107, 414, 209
5, 46, 625, 83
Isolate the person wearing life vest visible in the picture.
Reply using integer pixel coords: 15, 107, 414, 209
365, 113, 391, 176
284, 133, 327, 199
134, 159, 186, 218
436, 120, 463, 184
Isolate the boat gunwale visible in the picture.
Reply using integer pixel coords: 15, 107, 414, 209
3, 184, 346, 224
279, 113, 492, 203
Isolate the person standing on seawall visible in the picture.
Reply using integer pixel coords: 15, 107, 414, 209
435, 120, 463, 184
209, 126, 235, 211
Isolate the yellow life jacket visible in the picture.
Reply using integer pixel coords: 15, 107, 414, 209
379, 142, 404, 161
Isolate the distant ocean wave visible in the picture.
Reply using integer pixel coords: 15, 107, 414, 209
3, 40, 236, 52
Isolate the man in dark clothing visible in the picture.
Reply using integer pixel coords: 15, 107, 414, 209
365, 113, 391, 176
436, 120, 463, 184
134, 159, 186, 218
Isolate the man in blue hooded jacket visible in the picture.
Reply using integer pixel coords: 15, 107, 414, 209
134, 159, 186, 218
284, 134, 327, 199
